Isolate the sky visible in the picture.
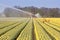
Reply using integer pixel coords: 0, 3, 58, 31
0, 0, 60, 8
0, 0, 60, 13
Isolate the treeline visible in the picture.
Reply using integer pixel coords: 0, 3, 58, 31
14, 6, 60, 17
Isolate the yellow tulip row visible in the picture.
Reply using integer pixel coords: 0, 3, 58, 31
0, 18, 29, 40
0, 18, 60, 40
17, 19, 32, 40
35, 18, 60, 40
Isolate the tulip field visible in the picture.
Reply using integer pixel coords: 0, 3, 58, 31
0, 18, 60, 40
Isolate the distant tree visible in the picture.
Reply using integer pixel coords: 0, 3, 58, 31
14, 6, 60, 17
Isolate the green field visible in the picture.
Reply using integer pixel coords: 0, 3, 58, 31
0, 18, 60, 40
